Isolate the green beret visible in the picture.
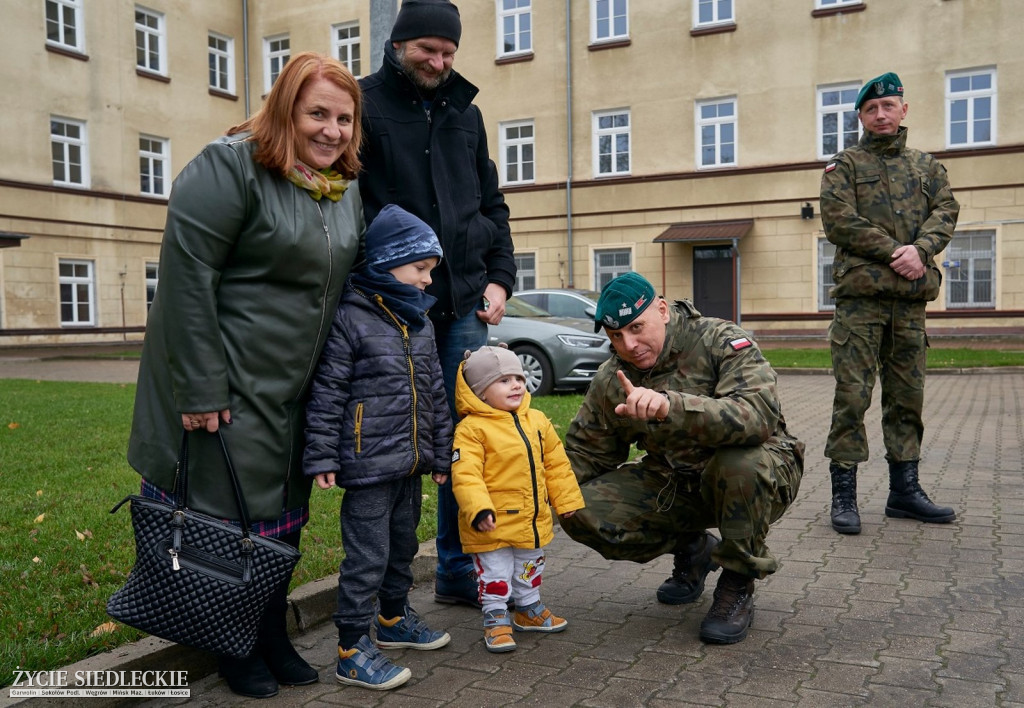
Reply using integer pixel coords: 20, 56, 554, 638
855, 72, 904, 110
593, 272, 656, 332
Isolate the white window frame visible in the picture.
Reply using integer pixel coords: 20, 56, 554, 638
51, 116, 89, 188
591, 0, 628, 44
497, 0, 532, 58
693, 0, 734, 28
145, 262, 159, 311
696, 97, 737, 169
817, 238, 836, 311
208, 32, 235, 94
945, 230, 996, 309
593, 248, 633, 290
817, 83, 862, 159
946, 68, 996, 149
514, 252, 537, 291
592, 109, 631, 178
139, 134, 169, 197
264, 34, 290, 92
45, 0, 84, 53
815, 0, 862, 8
331, 21, 361, 78
135, 5, 166, 75
59, 258, 95, 326
499, 119, 535, 186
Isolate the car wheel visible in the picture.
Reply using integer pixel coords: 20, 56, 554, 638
513, 344, 554, 396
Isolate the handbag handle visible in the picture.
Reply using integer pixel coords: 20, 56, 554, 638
171, 430, 255, 539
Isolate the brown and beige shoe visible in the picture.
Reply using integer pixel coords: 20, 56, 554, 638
483, 610, 517, 653
512, 602, 568, 633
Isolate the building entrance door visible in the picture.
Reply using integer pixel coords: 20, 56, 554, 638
693, 246, 735, 321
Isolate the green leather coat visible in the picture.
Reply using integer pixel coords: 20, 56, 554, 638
128, 135, 364, 520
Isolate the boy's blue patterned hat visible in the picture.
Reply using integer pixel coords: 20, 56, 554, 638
366, 204, 443, 270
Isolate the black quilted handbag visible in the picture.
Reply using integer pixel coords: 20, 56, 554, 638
106, 431, 301, 658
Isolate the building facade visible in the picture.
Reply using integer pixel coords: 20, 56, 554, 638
2, 0, 1022, 346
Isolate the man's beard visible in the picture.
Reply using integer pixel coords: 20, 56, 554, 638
395, 45, 451, 94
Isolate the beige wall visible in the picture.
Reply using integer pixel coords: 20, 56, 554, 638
2, 0, 1022, 344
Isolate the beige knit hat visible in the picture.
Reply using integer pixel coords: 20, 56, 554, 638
462, 345, 524, 397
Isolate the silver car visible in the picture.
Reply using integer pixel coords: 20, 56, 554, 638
515, 288, 602, 321
489, 296, 611, 396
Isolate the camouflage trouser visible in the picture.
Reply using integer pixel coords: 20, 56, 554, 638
825, 297, 927, 464
559, 438, 804, 579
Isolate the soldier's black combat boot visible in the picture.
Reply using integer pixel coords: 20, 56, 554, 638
656, 532, 721, 605
884, 461, 956, 523
829, 462, 861, 534
699, 569, 755, 644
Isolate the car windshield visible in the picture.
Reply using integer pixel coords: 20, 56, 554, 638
504, 296, 553, 318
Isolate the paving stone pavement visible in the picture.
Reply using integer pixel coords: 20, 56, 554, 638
4, 356, 1022, 707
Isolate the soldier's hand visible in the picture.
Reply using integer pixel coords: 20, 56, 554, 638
890, 245, 926, 280
614, 370, 670, 421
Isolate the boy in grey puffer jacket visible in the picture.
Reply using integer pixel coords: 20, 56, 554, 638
304, 204, 453, 691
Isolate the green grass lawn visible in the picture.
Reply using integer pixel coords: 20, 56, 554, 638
1, 344, 1020, 680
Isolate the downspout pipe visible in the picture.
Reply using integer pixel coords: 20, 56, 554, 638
565, 0, 574, 287
242, 0, 251, 118
733, 237, 742, 326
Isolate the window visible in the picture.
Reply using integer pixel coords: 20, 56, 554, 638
59, 259, 95, 325
208, 32, 235, 94
498, 0, 532, 57
818, 239, 836, 311
514, 253, 536, 291
264, 35, 290, 92
594, 249, 632, 290
947, 68, 996, 148
139, 135, 169, 197
816, 0, 861, 7
696, 97, 737, 168
592, 0, 628, 43
135, 6, 166, 74
946, 230, 995, 309
694, 0, 733, 28
593, 109, 630, 177
146, 262, 159, 311
817, 84, 861, 159
45, 0, 84, 52
51, 116, 88, 187
500, 120, 535, 186
332, 22, 360, 77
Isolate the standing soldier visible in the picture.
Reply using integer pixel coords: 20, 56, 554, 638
561, 272, 804, 645
820, 72, 959, 535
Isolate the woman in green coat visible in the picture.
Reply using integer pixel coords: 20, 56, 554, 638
127, 52, 364, 699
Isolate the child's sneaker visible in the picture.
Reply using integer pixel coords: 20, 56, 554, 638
374, 606, 451, 650
512, 602, 568, 632
483, 609, 517, 653
335, 635, 411, 691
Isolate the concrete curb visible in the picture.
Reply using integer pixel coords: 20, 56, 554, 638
4, 543, 438, 707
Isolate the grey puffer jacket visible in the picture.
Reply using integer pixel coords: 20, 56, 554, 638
303, 282, 453, 488
128, 134, 363, 520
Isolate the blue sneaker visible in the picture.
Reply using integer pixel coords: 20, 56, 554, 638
374, 606, 451, 650
335, 635, 410, 691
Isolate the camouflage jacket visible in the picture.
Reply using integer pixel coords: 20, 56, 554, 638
820, 126, 959, 301
565, 301, 798, 488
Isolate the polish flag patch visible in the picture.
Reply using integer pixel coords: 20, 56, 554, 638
729, 337, 752, 351
824, 162, 837, 173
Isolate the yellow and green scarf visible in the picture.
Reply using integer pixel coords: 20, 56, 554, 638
286, 163, 349, 202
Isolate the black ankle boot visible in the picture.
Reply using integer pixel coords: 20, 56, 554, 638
829, 462, 861, 534
218, 653, 279, 699
699, 569, 755, 644
656, 532, 721, 605
259, 568, 318, 686
885, 461, 956, 523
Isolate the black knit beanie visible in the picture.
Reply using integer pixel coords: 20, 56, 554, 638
390, 0, 462, 47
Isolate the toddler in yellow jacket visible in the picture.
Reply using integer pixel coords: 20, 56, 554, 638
451, 345, 585, 653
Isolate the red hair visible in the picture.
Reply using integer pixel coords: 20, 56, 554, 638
228, 52, 362, 179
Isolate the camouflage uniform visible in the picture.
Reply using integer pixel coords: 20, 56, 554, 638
561, 301, 804, 579
820, 126, 959, 463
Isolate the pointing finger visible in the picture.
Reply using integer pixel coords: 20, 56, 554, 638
616, 370, 635, 395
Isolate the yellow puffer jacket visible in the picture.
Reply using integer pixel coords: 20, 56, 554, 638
451, 362, 585, 553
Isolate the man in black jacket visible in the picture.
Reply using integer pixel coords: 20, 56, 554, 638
358, 0, 516, 609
